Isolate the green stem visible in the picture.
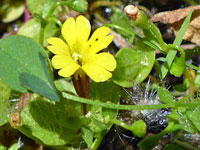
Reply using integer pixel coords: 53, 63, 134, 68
62, 93, 200, 110
186, 62, 200, 71
110, 119, 132, 130
39, 25, 45, 46
47, 17, 62, 28
104, 23, 160, 50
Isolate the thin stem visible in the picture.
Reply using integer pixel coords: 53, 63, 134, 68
62, 93, 200, 110
110, 119, 132, 130
39, 26, 45, 46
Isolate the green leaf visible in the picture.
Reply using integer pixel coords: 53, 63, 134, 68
112, 48, 140, 87
26, 0, 44, 15
64, 0, 88, 13
19, 94, 85, 146
138, 122, 175, 150
133, 39, 155, 83
54, 79, 76, 94
0, 80, 11, 126
170, 47, 186, 77
18, 18, 41, 43
82, 126, 93, 147
0, 35, 59, 101
173, 10, 193, 46
1, 1, 25, 23
42, 0, 57, 18
18, 19, 59, 46
110, 7, 134, 42
161, 10, 193, 78
158, 87, 173, 104
131, 120, 146, 138
187, 105, 200, 132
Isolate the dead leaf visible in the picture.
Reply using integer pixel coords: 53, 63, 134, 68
151, 5, 200, 45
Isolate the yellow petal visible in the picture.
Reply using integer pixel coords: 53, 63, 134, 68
61, 17, 76, 52
76, 16, 91, 54
83, 52, 116, 71
51, 55, 80, 77
82, 64, 112, 82
47, 37, 70, 55
86, 35, 114, 57
82, 53, 116, 82
58, 66, 79, 77
88, 26, 111, 43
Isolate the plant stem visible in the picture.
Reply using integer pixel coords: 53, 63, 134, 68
62, 93, 200, 110
72, 74, 89, 115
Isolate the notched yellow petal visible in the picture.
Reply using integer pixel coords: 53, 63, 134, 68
47, 37, 70, 55
76, 15, 91, 43
87, 35, 114, 56
47, 46, 69, 55
88, 26, 111, 43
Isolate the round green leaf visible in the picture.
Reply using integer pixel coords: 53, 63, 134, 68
26, 0, 44, 15
131, 120, 147, 138
18, 18, 41, 42
112, 48, 141, 87
133, 40, 155, 83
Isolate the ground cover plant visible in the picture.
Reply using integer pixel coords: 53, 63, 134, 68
0, 0, 200, 149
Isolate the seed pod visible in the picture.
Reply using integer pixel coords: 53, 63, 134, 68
124, 5, 151, 29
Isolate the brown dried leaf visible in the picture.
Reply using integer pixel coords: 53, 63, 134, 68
151, 5, 200, 45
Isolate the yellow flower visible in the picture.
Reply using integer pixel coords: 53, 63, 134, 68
47, 15, 116, 82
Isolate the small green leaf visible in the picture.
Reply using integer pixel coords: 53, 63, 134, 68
18, 18, 41, 42
18, 19, 59, 46
42, 0, 57, 18
0, 35, 59, 101
131, 120, 146, 138
54, 79, 76, 94
1, 1, 25, 23
65, 0, 88, 13
112, 48, 140, 87
138, 122, 175, 150
0, 80, 11, 126
81, 126, 93, 147
170, 56, 185, 77
158, 87, 173, 104
26, 0, 44, 15
187, 105, 200, 132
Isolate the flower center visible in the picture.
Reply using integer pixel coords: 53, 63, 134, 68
72, 52, 82, 65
